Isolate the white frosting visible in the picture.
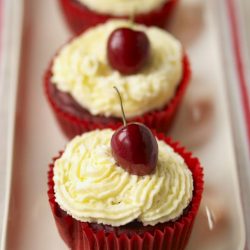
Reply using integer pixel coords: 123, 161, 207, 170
52, 20, 183, 119
53, 129, 193, 227
78, 0, 168, 16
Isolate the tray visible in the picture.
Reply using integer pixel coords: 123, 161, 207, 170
0, 0, 250, 249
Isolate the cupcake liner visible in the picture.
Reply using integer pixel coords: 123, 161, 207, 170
58, 0, 179, 35
44, 55, 191, 139
47, 134, 204, 250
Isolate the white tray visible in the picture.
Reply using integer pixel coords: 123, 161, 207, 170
1, 0, 250, 249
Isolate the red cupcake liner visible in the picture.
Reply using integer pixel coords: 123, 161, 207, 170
58, 0, 179, 35
47, 134, 204, 250
44, 55, 191, 139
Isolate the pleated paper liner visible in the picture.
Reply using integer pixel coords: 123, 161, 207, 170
44, 55, 191, 139
58, 0, 179, 35
47, 134, 204, 250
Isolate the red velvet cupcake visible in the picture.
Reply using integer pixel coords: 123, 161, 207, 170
58, 0, 179, 35
48, 128, 203, 250
44, 20, 191, 138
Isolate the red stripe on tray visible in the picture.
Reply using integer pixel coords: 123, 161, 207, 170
226, 0, 250, 147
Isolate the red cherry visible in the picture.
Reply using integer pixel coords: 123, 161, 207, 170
111, 123, 158, 176
107, 27, 150, 75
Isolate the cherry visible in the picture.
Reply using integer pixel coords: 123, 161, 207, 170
111, 87, 158, 176
111, 123, 158, 176
107, 27, 150, 75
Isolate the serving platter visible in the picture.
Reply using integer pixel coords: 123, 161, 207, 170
0, 0, 250, 249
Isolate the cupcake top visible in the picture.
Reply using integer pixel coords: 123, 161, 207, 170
77, 0, 168, 16
53, 129, 193, 227
51, 20, 183, 119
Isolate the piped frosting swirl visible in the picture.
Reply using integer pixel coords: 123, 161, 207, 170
53, 129, 193, 227
51, 20, 183, 119
77, 0, 168, 16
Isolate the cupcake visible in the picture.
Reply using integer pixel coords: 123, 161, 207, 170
58, 0, 179, 34
44, 20, 191, 138
48, 124, 203, 250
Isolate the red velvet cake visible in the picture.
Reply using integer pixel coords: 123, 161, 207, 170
58, 0, 179, 34
44, 20, 191, 138
48, 129, 203, 250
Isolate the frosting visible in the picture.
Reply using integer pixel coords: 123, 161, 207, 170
51, 20, 183, 119
77, 0, 168, 16
53, 129, 193, 227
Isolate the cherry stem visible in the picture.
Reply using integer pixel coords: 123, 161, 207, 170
129, 13, 135, 24
113, 86, 127, 126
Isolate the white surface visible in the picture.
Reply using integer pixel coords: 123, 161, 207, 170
0, 0, 24, 247
0, 0, 247, 249
219, 0, 250, 244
